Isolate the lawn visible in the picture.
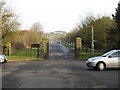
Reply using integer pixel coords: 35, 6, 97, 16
7, 48, 42, 60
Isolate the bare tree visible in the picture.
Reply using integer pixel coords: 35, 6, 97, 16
0, 1, 5, 53
30, 22, 43, 43
30, 23, 43, 32
16, 23, 44, 47
1, 1, 20, 45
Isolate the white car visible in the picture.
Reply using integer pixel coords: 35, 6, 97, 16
86, 50, 120, 70
0, 55, 7, 63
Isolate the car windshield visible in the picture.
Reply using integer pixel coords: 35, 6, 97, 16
102, 51, 114, 57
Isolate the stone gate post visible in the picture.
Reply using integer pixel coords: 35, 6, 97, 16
75, 37, 82, 59
42, 38, 49, 58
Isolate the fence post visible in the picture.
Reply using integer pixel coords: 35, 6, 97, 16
75, 37, 82, 59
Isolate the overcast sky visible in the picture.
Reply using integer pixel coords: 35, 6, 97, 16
6, 0, 120, 33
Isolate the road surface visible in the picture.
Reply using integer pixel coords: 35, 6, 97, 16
2, 43, 119, 88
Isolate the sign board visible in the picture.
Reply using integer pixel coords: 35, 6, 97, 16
31, 44, 39, 48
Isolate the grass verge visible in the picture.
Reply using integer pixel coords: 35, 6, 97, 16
78, 50, 102, 60
61, 43, 103, 60
61, 43, 75, 50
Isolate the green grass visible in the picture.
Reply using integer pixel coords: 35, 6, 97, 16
7, 48, 42, 60
78, 50, 103, 60
61, 43, 103, 60
61, 43, 75, 50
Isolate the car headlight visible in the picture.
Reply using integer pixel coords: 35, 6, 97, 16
91, 58, 96, 61
88, 58, 97, 62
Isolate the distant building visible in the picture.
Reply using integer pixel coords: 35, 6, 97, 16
50, 31, 66, 35
49, 31, 67, 43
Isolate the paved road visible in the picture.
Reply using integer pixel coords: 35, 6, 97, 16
2, 43, 119, 88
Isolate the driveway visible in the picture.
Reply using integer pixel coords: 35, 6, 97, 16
2, 43, 119, 88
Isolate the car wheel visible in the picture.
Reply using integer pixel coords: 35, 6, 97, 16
0, 58, 4, 63
97, 62, 105, 71
1, 58, 6, 64
3, 60, 7, 63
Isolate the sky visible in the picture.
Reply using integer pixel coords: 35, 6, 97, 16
5, 0, 120, 33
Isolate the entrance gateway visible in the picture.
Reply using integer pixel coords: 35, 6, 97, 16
31, 38, 49, 58
30, 37, 82, 59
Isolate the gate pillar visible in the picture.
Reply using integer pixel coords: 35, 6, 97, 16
75, 37, 82, 59
42, 38, 49, 58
